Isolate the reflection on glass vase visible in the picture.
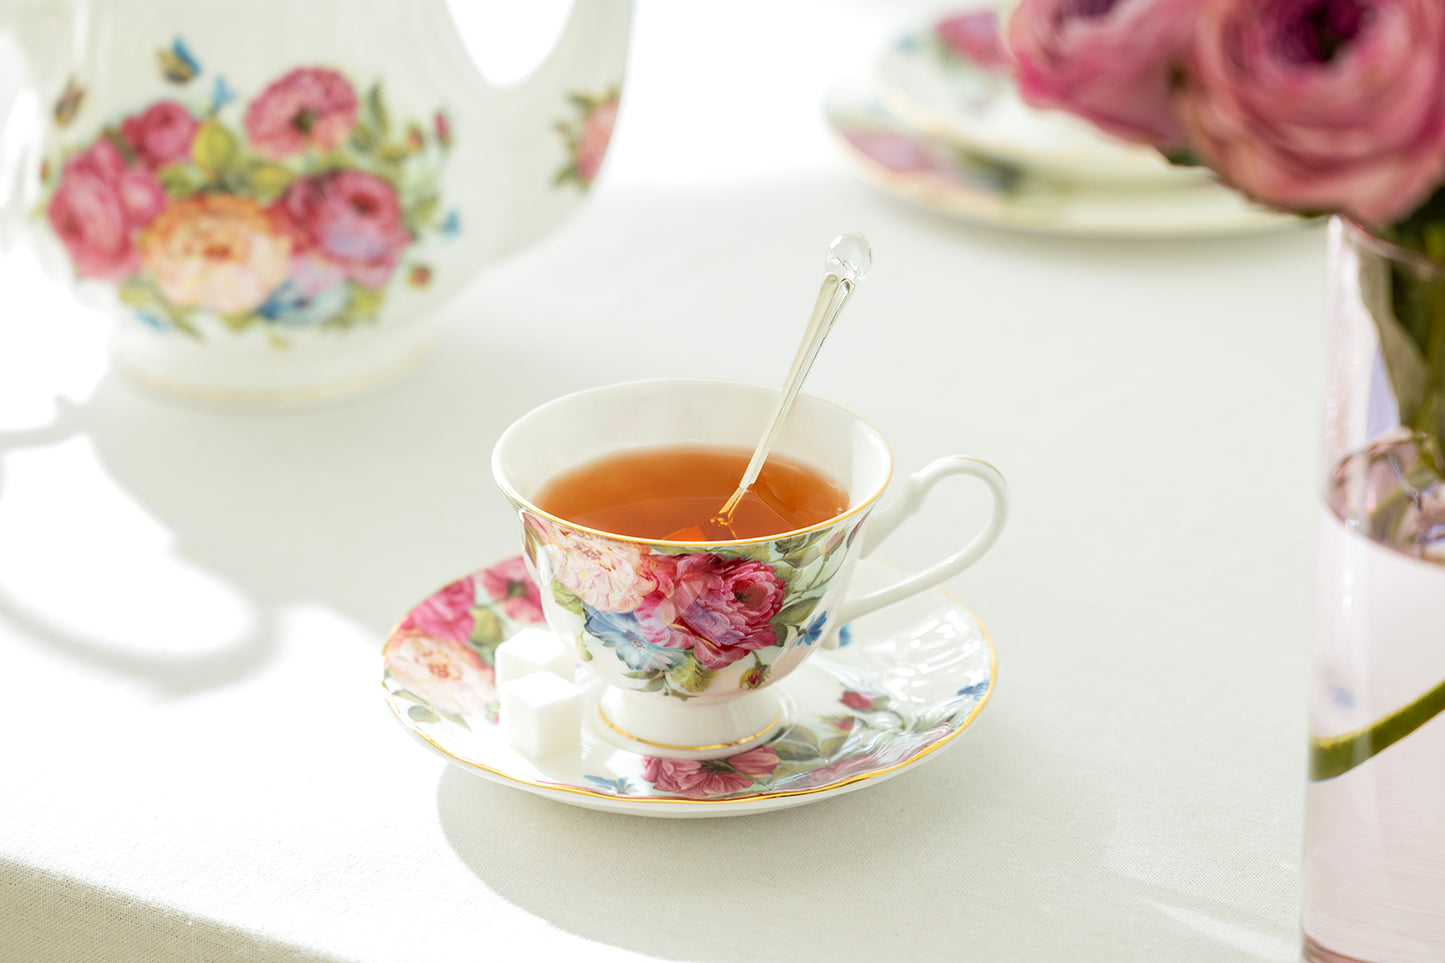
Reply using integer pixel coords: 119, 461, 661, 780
1304, 218, 1445, 962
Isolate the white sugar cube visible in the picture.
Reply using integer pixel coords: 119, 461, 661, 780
500, 672, 583, 758
495, 628, 576, 686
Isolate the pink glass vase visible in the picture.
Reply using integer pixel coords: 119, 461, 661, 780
1304, 218, 1445, 962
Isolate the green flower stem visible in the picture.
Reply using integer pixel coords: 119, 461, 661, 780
1310, 673, 1445, 780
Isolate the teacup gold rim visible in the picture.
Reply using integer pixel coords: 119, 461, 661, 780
489, 378, 895, 549
379, 563, 997, 808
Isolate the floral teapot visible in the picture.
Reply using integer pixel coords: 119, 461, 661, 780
0, 0, 632, 402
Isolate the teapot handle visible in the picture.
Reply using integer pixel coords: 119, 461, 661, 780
447, 0, 634, 258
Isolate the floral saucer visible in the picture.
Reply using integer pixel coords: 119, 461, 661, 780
874, 10, 1193, 185
826, 79, 1299, 239
381, 556, 996, 818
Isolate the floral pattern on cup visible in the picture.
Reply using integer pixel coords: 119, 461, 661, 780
522, 513, 862, 699
40, 45, 459, 340
383, 559, 544, 728
554, 88, 619, 190
382, 555, 994, 804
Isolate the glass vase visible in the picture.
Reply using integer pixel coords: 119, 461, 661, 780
1303, 217, 1445, 962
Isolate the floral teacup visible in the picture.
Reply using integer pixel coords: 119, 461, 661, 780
491, 379, 1009, 759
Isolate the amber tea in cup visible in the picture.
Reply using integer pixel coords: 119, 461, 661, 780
533, 445, 849, 540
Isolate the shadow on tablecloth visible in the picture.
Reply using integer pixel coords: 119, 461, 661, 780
0, 859, 342, 963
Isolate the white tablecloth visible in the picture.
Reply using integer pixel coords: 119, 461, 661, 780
0, 2, 1323, 960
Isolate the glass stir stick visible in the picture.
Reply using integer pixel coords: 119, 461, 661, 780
668, 232, 872, 541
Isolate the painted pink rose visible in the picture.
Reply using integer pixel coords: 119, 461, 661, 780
275, 170, 412, 291
841, 128, 948, 176
577, 95, 618, 184
398, 575, 478, 645
803, 726, 952, 789
385, 631, 494, 717
1007, 0, 1206, 147
120, 100, 201, 170
244, 66, 358, 160
541, 523, 660, 613
641, 745, 781, 797
46, 140, 165, 281
636, 554, 786, 670
477, 557, 544, 623
840, 690, 881, 711
937, 10, 1010, 72
139, 194, 292, 315
1180, 0, 1445, 227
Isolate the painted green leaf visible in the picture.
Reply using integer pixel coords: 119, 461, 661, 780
117, 278, 154, 307
191, 118, 238, 174
640, 675, 667, 693
349, 285, 385, 320
551, 581, 586, 617
407, 704, 440, 724
777, 723, 822, 752
245, 162, 294, 202
820, 733, 849, 759
773, 596, 822, 628
665, 657, 717, 694
367, 84, 390, 137
157, 163, 201, 198
470, 606, 504, 661
575, 633, 592, 662
771, 738, 824, 763
350, 122, 378, 152
404, 195, 439, 234
217, 312, 256, 332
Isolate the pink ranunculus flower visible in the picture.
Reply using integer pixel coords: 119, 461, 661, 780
543, 526, 660, 613
120, 100, 201, 170
386, 631, 494, 717
244, 66, 358, 160
636, 554, 786, 670
1180, 0, 1445, 228
275, 170, 412, 291
139, 194, 292, 315
1007, 0, 1206, 147
477, 557, 544, 623
937, 10, 1011, 72
642, 745, 780, 797
46, 140, 165, 280
576, 94, 618, 184
398, 576, 479, 645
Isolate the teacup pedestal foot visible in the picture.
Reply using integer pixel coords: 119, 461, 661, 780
595, 685, 786, 760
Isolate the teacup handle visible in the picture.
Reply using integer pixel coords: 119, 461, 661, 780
833, 457, 1008, 632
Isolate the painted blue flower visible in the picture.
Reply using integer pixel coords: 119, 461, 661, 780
159, 37, 201, 84
440, 210, 462, 237
957, 679, 990, 700
798, 611, 828, 646
583, 775, 635, 795
584, 609, 685, 672
837, 623, 854, 648
210, 75, 237, 114
135, 311, 168, 332
256, 281, 350, 327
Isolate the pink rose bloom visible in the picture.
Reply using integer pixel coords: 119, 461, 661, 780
244, 66, 358, 160
937, 10, 1010, 72
804, 726, 952, 789
841, 128, 948, 176
636, 554, 786, 670
840, 690, 880, 712
46, 140, 165, 280
577, 95, 618, 184
120, 100, 200, 170
642, 745, 780, 797
477, 557, 544, 623
398, 575, 478, 645
1007, 0, 1206, 146
542, 525, 660, 613
1180, 0, 1445, 227
276, 170, 412, 291
385, 631, 494, 717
